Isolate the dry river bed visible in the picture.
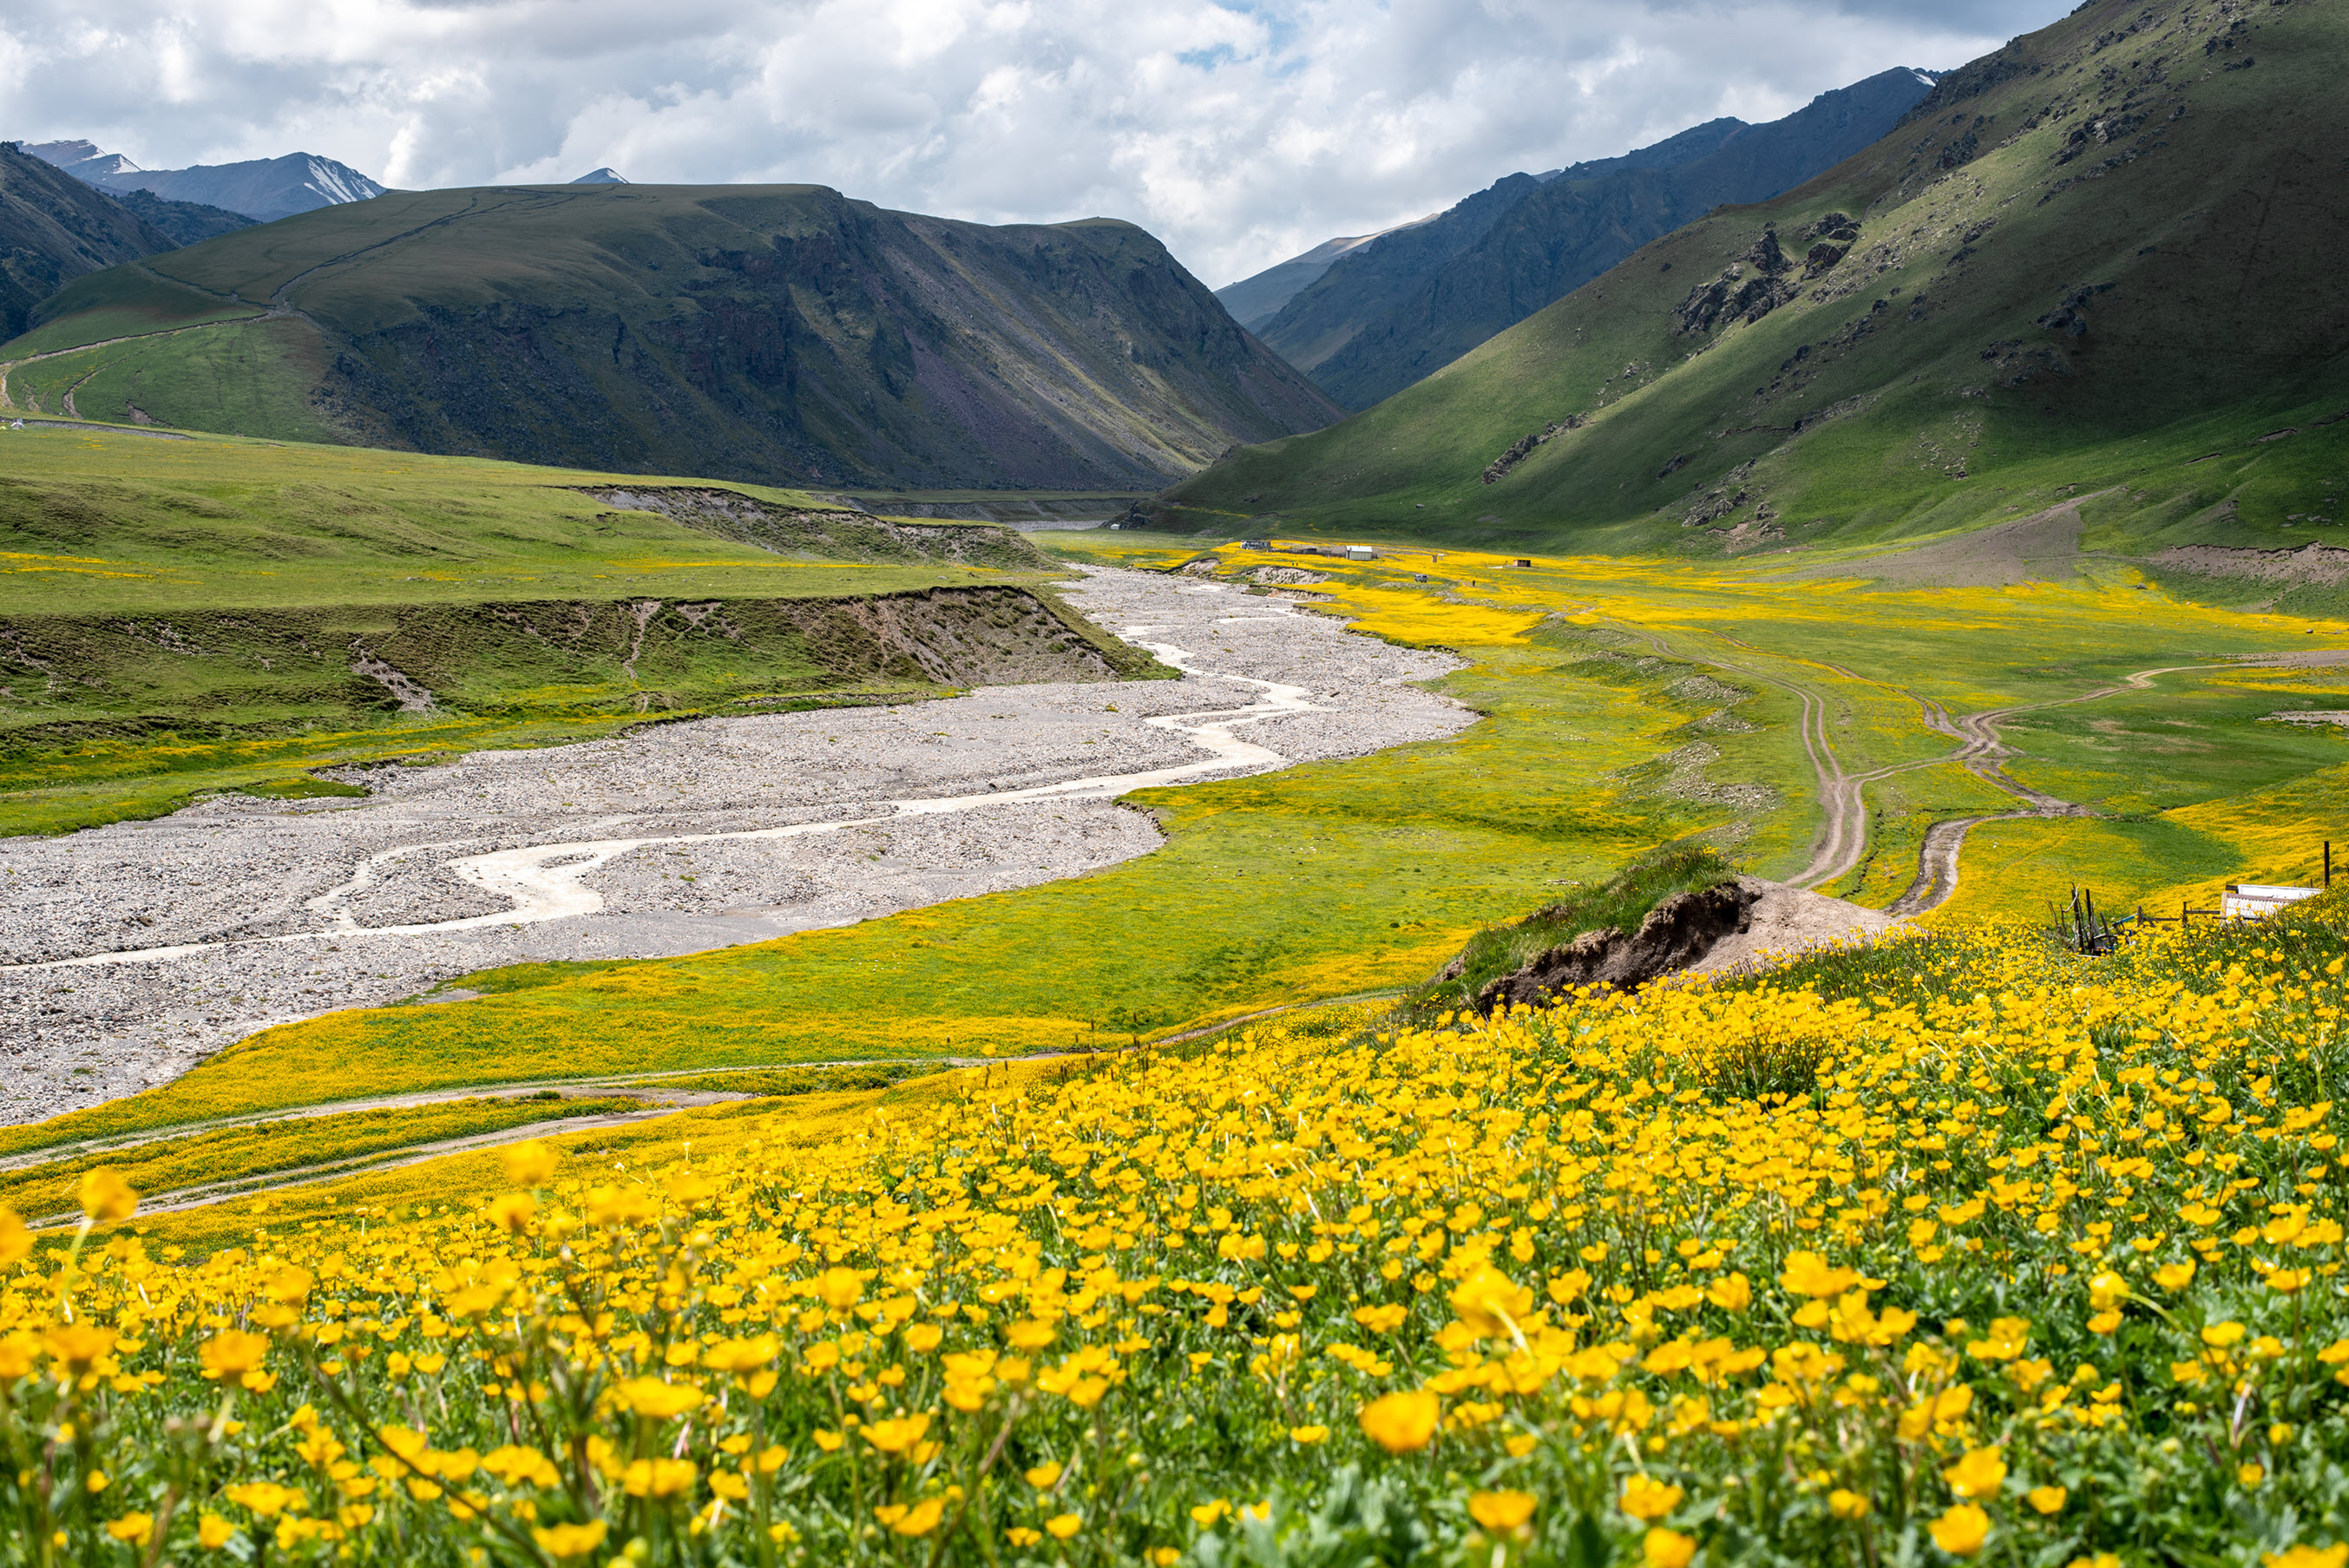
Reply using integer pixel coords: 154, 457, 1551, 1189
0, 570, 1468, 1124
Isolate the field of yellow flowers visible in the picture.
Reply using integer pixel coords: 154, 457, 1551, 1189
4, 892, 2347, 1568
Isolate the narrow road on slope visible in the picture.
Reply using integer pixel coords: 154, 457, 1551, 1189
0, 312, 272, 413
1622, 627, 1888, 891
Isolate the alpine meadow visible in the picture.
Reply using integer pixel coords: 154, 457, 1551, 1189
0, 1, 2346, 1566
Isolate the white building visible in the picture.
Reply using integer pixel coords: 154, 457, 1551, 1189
2221, 883, 2323, 919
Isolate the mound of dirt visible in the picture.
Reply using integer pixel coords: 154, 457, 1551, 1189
1786, 497, 2096, 588
1474, 881, 1761, 1009
1686, 878, 1906, 975
1468, 876, 1904, 1010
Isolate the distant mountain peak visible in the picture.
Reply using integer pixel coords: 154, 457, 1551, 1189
24, 141, 143, 180
571, 167, 629, 185
19, 141, 384, 220
104, 151, 384, 221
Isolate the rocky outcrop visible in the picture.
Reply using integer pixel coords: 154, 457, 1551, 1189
2037, 281, 2116, 338
1681, 460, 1758, 527
1469, 881, 1763, 1011
1673, 227, 1802, 335
1801, 213, 1861, 277
1481, 416, 1587, 483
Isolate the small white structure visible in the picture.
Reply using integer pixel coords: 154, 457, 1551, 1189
2222, 883, 2322, 919
1344, 545, 1375, 561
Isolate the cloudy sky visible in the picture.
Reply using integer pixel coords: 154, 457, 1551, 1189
6, 0, 2066, 288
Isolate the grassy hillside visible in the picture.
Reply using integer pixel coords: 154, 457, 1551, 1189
0, 184, 1342, 490
1162, 0, 2349, 595
0, 423, 1128, 835
1288, 68, 1933, 410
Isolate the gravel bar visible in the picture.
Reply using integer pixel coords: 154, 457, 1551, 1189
0, 569, 1468, 1124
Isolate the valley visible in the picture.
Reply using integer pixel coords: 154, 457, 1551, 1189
2, 2, 2348, 1565
0, 565, 1467, 1123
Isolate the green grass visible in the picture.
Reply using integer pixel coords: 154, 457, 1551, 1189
617, 1063, 936, 1097
0, 426, 1127, 836
1029, 529, 1220, 570
0, 268, 265, 358
0, 587, 1756, 1151
0, 1093, 643, 1224
0, 424, 1012, 616
9, 316, 343, 443
233, 775, 371, 800
1158, 0, 2349, 574
1996, 666, 2349, 814
1930, 815, 2249, 927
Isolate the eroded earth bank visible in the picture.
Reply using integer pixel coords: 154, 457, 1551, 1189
0, 568, 1467, 1124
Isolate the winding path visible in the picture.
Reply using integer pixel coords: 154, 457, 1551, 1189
1625, 625, 2338, 916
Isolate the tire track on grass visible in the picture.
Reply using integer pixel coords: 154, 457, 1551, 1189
1883, 655, 2348, 915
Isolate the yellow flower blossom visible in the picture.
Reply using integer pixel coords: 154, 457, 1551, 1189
1644, 1526, 1696, 1568
1930, 1503, 1991, 1557
1621, 1474, 1684, 1523
531, 1520, 609, 1558
79, 1168, 137, 1224
1942, 1447, 2007, 1500
1468, 1491, 1537, 1532
1358, 1391, 1440, 1453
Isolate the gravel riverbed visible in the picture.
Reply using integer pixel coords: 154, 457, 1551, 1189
0, 569, 1467, 1124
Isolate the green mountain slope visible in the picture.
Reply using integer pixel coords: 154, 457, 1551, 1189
1301, 68, 1934, 410
108, 188, 258, 246
1, 184, 1342, 490
1161, 0, 2349, 582
0, 143, 172, 341
1251, 174, 1544, 373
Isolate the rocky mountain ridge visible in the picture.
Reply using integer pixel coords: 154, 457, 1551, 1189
11, 182, 1343, 490
25, 141, 385, 220
1276, 67, 1938, 409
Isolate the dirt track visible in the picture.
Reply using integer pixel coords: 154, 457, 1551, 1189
1624, 624, 2341, 917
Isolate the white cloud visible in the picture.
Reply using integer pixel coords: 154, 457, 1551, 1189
3, 0, 2066, 287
